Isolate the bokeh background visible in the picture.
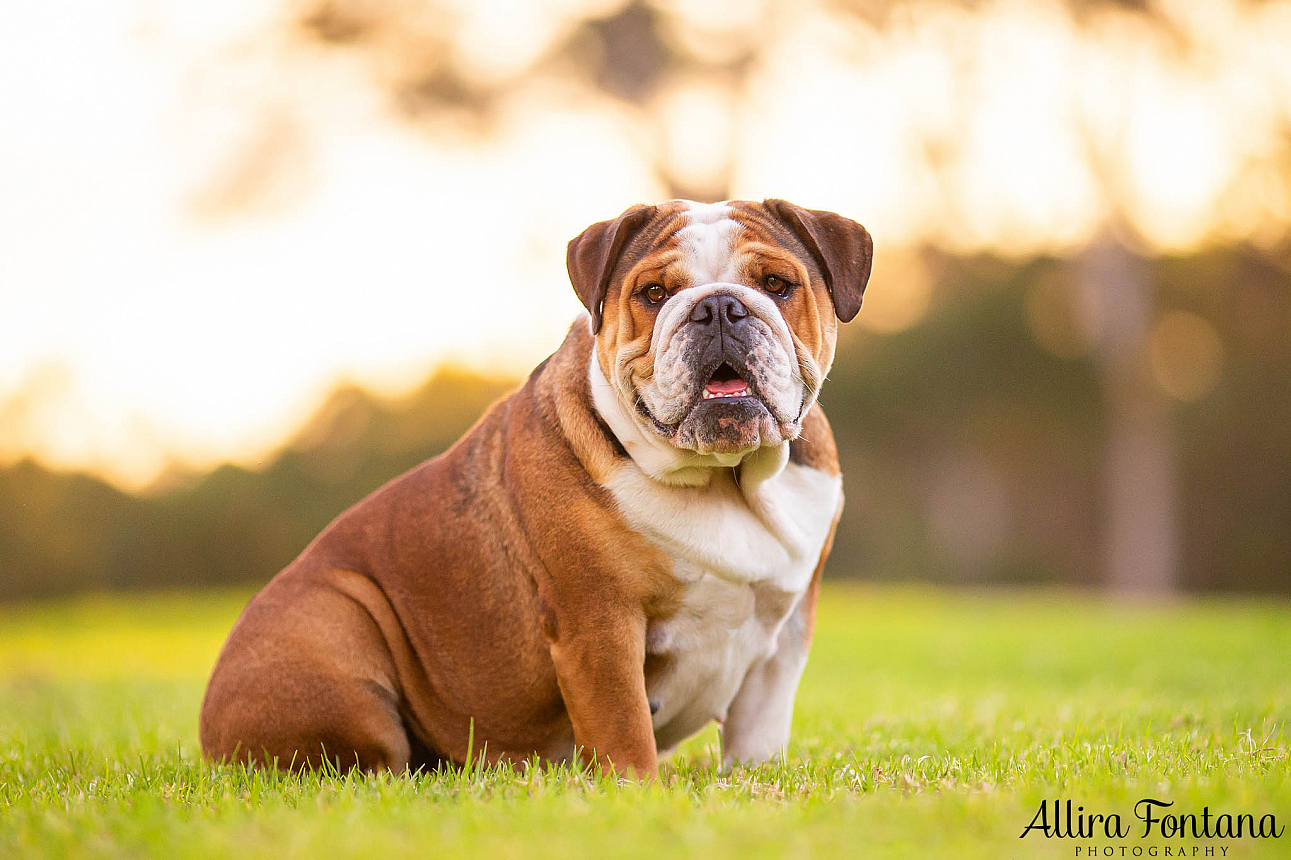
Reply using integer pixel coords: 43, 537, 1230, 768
2, 0, 1289, 600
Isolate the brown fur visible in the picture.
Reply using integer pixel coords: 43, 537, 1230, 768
201, 199, 861, 779
789, 405, 840, 473
202, 325, 681, 776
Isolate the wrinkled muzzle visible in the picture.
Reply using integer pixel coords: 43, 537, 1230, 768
627, 285, 811, 455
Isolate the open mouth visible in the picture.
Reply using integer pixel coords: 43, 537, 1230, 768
701, 363, 751, 400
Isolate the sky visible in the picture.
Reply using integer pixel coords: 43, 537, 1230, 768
2, 0, 1290, 488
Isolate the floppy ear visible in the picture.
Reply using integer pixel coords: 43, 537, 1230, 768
764, 199, 873, 323
566, 204, 656, 334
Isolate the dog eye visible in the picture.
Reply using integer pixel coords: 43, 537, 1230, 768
763, 275, 791, 295
642, 283, 667, 304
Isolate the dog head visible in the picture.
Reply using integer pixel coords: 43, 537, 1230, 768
570, 199, 871, 473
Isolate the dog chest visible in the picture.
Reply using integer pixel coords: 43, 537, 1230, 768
644, 572, 801, 749
603, 456, 841, 749
603, 458, 842, 589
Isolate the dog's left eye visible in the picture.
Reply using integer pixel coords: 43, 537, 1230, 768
763, 275, 792, 295
642, 283, 667, 304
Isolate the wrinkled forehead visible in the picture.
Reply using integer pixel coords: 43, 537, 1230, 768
614, 199, 819, 286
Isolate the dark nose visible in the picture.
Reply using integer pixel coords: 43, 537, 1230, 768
688, 294, 749, 329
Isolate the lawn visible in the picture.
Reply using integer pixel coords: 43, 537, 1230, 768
0, 584, 1286, 859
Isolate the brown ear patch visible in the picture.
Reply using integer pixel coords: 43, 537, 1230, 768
763, 199, 873, 323
566, 204, 657, 334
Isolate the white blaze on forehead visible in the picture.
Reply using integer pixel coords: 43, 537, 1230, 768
678, 200, 740, 285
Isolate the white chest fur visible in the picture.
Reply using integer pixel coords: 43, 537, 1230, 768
603, 458, 841, 750
588, 347, 841, 753
605, 459, 840, 589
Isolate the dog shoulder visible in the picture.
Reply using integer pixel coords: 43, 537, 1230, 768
526, 321, 630, 485
788, 403, 840, 477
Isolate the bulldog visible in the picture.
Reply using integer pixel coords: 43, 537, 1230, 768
200, 198, 872, 777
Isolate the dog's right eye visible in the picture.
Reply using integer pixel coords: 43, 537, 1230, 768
763, 274, 792, 295
642, 283, 667, 305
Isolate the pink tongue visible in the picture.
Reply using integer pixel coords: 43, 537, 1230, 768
706, 378, 749, 396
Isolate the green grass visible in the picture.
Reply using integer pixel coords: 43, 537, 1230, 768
1, 584, 1287, 858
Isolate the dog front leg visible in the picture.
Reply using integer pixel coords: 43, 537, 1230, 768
544, 600, 657, 779
720, 600, 812, 768
722, 502, 836, 769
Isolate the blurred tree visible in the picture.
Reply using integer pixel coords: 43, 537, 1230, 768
1079, 236, 1180, 594
4, 0, 1291, 599
1, 248, 1287, 600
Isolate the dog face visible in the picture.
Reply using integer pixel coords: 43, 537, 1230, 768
569, 199, 872, 460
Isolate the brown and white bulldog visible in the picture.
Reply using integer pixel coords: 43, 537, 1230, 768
200, 198, 872, 778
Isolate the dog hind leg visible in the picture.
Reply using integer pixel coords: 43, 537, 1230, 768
199, 568, 415, 773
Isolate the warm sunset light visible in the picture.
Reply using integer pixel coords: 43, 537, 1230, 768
5, 8, 1289, 846
3, 0, 1291, 487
